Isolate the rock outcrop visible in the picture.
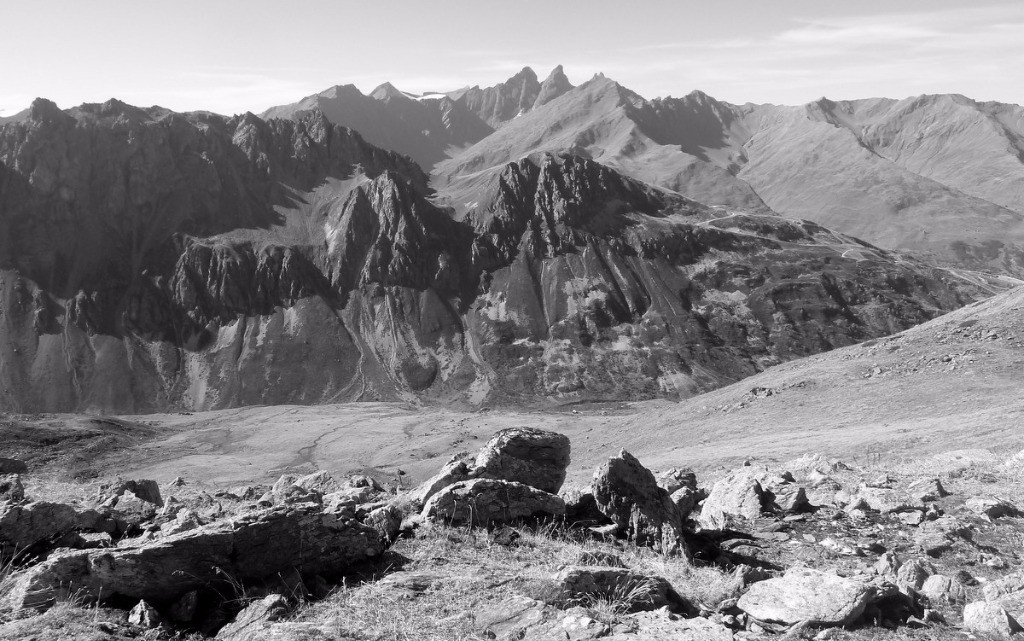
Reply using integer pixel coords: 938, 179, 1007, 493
473, 427, 571, 494
412, 427, 571, 506
5, 502, 385, 611
591, 450, 685, 553
0, 501, 114, 554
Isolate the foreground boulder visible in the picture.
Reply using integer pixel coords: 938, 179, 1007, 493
412, 428, 571, 505
737, 567, 875, 626
422, 479, 565, 526
474, 428, 571, 494
4, 503, 386, 611
591, 451, 685, 553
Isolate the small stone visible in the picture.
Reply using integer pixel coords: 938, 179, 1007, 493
218, 594, 290, 640
0, 475, 25, 503
128, 600, 163, 628
897, 510, 925, 526
921, 574, 967, 605
168, 590, 199, 622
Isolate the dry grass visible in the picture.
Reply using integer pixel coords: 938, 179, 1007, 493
292, 522, 733, 640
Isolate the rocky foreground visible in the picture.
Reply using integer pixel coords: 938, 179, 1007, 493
3, 430, 1024, 640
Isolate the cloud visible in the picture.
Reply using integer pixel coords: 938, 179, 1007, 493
774, 23, 939, 46
603, 2, 1024, 104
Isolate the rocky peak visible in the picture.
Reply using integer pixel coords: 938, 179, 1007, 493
370, 82, 411, 102
534, 65, 574, 109
470, 153, 694, 266
453, 67, 543, 128
27, 98, 70, 125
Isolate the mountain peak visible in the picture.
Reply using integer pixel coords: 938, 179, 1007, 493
510, 66, 538, 83
370, 82, 411, 101
535, 65, 574, 109
29, 98, 65, 122
320, 84, 364, 99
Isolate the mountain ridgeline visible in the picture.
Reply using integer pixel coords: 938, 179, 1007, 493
0, 93, 991, 413
267, 67, 1024, 277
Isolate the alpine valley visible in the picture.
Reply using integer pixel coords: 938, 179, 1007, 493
1, 66, 1022, 413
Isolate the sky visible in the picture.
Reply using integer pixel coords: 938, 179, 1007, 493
1, 0, 1023, 117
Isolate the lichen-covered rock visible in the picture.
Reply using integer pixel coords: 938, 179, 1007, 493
657, 468, 700, 520
855, 486, 922, 514
700, 469, 768, 527
591, 450, 684, 553
4, 503, 386, 611
0, 501, 114, 554
473, 427, 571, 494
966, 496, 1021, 519
422, 478, 565, 526
108, 479, 163, 507
409, 453, 474, 506
217, 594, 289, 640
896, 557, 935, 593
362, 503, 403, 543
737, 567, 875, 626
921, 574, 967, 605
128, 600, 164, 628
963, 601, 1021, 639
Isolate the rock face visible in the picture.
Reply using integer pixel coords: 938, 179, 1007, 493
5, 503, 385, 611
0, 99, 988, 413
591, 451, 684, 552
421, 479, 565, 526
736, 567, 875, 626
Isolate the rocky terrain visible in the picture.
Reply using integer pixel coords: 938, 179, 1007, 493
0, 97, 995, 413
4, 423, 1024, 640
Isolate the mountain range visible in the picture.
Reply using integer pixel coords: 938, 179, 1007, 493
266, 67, 1024, 276
0, 68, 1020, 412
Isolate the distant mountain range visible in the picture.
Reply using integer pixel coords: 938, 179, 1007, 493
0, 68, 1019, 412
266, 67, 1024, 277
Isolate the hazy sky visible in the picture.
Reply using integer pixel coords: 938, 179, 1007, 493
2, 0, 1022, 116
